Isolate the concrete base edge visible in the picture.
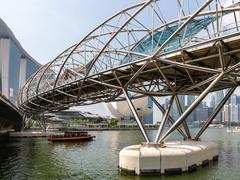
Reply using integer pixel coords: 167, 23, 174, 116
9, 131, 48, 138
119, 141, 218, 175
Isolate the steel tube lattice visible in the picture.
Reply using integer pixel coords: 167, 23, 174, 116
17, 0, 240, 143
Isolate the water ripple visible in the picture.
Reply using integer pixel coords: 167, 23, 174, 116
1, 130, 240, 179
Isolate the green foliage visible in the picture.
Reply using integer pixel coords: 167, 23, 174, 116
94, 117, 104, 123
108, 118, 118, 128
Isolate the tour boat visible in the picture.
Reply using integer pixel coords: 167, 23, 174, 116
48, 131, 95, 142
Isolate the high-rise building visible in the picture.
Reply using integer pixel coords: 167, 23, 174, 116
210, 95, 215, 109
164, 98, 170, 109
214, 90, 224, 122
237, 96, 240, 104
170, 95, 185, 122
230, 104, 238, 122
222, 104, 230, 123
186, 95, 195, 107
230, 94, 239, 123
145, 97, 153, 124
231, 94, 237, 105
185, 95, 195, 122
238, 104, 240, 123
223, 89, 231, 105
196, 107, 209, 122
0, 18, 41, 130
196, 105, 213, 122
202, 101, 207, 108
222, 93, 240, 124
0, 18, 41, 104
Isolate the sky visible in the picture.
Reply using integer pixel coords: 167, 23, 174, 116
0, 0, 238, 116
0, 0, 145, 116
0, 0, 142, 64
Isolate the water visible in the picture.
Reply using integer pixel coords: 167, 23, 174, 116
0, 129, 240, 180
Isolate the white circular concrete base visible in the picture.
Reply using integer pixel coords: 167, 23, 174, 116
119, 141, 218, 175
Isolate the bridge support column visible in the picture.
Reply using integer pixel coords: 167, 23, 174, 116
122, 88, 150, 143
150, 96, 187, 139
21, 114, 33, 131
35, 114, 47, 132
175, 96, 191, 139
194, 86, 236, 140
158, 71, 224, 143
21, 114, 47, 132
119, 72, 223, 175
154, 95, 175, 143
119, 141, 218, 175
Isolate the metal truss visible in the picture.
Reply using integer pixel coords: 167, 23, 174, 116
22, 114, 47, 132
21, 114, 32, 130
17, 0, 240, 143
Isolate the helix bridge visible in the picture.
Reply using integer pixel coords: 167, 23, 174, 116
17, 0, 240, 174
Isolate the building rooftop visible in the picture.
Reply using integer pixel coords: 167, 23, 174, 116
0, 18, 41, 67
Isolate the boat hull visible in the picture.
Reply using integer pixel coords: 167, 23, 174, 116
48, 136, 95, 142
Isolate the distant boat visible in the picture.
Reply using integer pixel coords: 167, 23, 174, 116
208, 124, 224, 128
48, 131, 95, 142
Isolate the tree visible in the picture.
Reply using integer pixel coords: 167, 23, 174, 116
108, 118, 118, 128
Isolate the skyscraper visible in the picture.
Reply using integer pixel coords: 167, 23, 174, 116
186, 95, 196, 122
230, 94, 239, 123
0, 18, 41, 104
222, 104, 230, 123
164, 97, 170, 109
214, 90, 224, 122
186, 95, 195, 107
231, 94, 237, 105
178, 95, 185, 110
210, 95, 215, 109
169, 95, 185, 122
0, 18, 41, 130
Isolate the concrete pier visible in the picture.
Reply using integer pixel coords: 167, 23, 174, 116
119, 141, 218, 175
9, 131, 48, 138
0, 130, 9, 137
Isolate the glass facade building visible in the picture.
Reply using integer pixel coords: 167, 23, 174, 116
0, 18, 41, 104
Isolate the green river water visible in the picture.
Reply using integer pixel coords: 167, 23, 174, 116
0, 129, 240, 180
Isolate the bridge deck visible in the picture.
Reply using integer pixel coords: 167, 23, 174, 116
0, 94, 22, 130
20, 34, 240, 112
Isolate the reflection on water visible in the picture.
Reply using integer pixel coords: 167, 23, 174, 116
0, 129, 240, 179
